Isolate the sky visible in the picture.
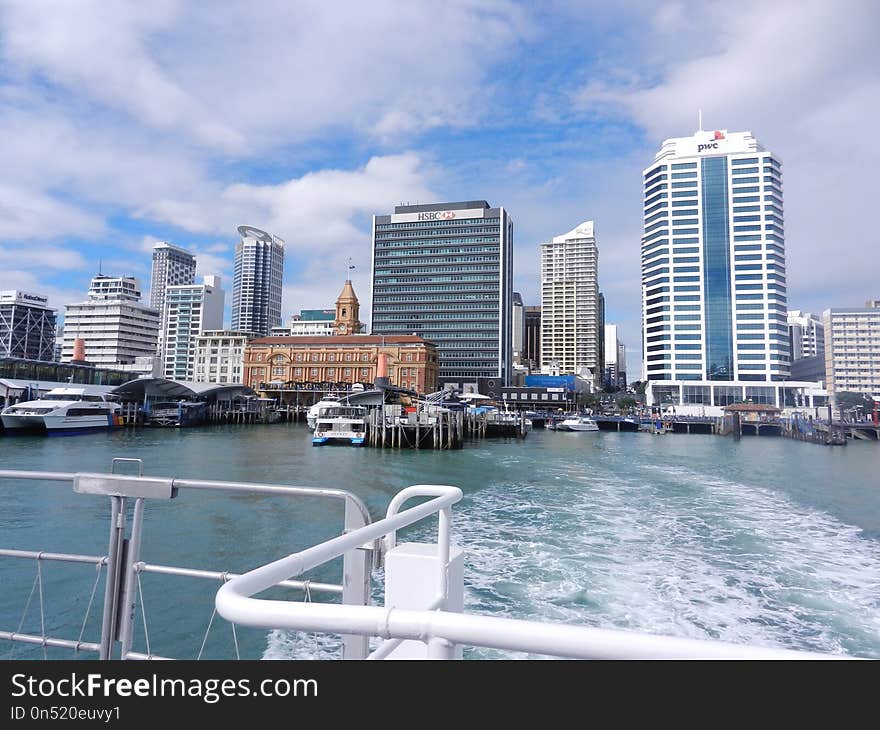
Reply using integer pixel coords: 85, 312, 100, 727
1, 0, 877, 377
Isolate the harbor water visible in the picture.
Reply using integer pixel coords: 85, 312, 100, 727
2, 424, 879, 659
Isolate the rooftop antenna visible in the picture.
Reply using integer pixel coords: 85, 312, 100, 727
347, 257, 355, 280
698, 109, 703, 133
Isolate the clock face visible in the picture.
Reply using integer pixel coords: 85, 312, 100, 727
337, 324, 347, 333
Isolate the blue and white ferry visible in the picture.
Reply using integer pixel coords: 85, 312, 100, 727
312, 405, 368, 446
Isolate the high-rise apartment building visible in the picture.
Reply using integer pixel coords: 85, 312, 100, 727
787, 310, 825, 362
641, 129, 789, 383
162, 275, 225, 380
231, 225, 284, 337
62, 275, 159, 365
604, 324, 627, 389
371, 200, 513, 385
151, 242, 196, 353
0, 291, 57, 361
540, 221, 600, 382
823, 302, 880, 404
511, 292, 524, 360
524, 306, 541, 369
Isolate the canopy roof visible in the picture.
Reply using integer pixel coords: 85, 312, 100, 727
111, 378, 256, 401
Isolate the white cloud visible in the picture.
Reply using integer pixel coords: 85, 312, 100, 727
0, 270, 87, 315
0, 184, 104, 241
143, 152, 439, 249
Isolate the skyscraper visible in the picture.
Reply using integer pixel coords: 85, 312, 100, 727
371, 201, 513, 386
151, 242, 196, 354
787, 310, 825, 362
150, 242, 197, 312
604, 324, 627, 389
641, 129, 789, 383
540, 221, 600, 382
511, 292, 524, 361
162, 275, 225, 380
524, 306, 541, 369
231, 225, 284, 337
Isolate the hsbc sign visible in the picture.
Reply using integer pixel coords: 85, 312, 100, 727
390, 208, 486, 224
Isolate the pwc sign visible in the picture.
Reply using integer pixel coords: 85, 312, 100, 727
697, 130, 726, 153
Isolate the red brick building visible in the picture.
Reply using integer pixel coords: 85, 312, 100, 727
243, 335, 439, 396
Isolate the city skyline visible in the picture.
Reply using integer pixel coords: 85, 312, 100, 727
1, 1, 876, 378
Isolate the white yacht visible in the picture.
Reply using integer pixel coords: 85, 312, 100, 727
556, 415, 599, 432
306, 395, 341, 431
1, 386, 123, 434
312, 405, 368, 446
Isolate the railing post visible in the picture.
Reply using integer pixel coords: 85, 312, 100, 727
117, 497, 146, 659
341, 498, 370, 659
98, 496, 126, 660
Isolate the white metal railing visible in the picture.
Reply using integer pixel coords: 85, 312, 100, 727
0, 465, 372, 660
217, 485, 846, 660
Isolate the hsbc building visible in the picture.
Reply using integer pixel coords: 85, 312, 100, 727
371, 200, 514, 386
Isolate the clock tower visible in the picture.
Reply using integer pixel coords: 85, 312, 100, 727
333, 279, 363, 335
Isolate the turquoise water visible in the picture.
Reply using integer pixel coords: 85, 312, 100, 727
2, 424, 880, 659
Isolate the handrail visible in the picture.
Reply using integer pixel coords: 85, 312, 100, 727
216, 485, 843, 660
217, 486, 462, 631
0, 468, 374, 659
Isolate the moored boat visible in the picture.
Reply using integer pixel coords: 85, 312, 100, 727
556, 415, 599, 432
312, 405, 368, 446
0, 386, 123, 434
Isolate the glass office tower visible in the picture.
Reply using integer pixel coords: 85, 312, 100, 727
641, 129, 789, 382
371, 201, 513, 386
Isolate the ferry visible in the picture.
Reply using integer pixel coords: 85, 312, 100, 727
0, 386, 123, 434
144, 401, 207, 428
312, 405, 368, 446
556, 415, 599, 432
306, 395, 342, 431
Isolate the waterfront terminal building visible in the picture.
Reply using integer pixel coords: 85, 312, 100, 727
371, 200, 513, 389
0, 290, 57, 362
646, 379, 828, 418
243, 335, 439, 401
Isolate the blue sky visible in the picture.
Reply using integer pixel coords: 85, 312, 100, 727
1, 0, 878, 376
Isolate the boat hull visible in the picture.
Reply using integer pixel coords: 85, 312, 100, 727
1, 412, 122, 434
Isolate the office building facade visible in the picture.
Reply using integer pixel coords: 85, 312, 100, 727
194, 330, 254, 384
524, 306, 541, 369
62, 275, 160, 365
641, 129, 789, 383
371, 200, 513, 385
0, 290, 57, 362
231, 225, 284, 336
540, 221, 601, 382
162, 276, 225, 380
823, 303, 880, 403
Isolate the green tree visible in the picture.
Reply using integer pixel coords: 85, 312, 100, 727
835, 391, 872, 417
631, 381, 647, 395
616, 396, 637, 411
